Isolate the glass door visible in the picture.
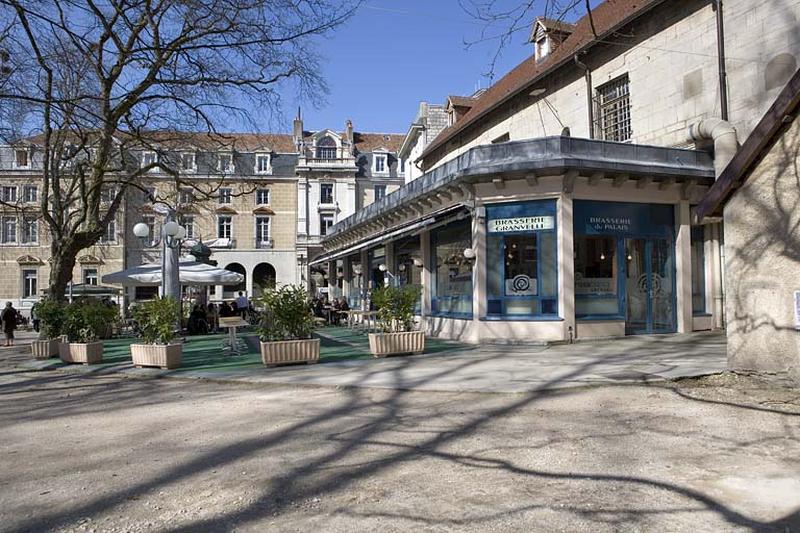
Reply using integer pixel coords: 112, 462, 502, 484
625, 238, 648, 333
624, 238, 676, 334
650, 238, 676, 333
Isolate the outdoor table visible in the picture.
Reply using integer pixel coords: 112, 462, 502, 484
219, 316, 249, 355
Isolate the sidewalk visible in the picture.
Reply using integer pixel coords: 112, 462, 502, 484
0, 328, 727, 393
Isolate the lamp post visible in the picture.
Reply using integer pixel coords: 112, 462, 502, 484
378, 263, 398, 287
133, 209, 186, 301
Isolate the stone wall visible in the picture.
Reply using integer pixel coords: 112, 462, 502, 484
724, 116, 800, 382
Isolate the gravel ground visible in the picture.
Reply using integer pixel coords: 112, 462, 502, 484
0, 370, 798, 532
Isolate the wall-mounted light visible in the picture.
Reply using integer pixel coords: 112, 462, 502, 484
600, 253, 606, 260
378, 263, 387, 272
463, 248, 476, 260
353, 265, 363, 276
412, 257, 423, 267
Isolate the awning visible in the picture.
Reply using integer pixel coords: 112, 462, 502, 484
310, 204, 468, 266
101, 259, 245, 286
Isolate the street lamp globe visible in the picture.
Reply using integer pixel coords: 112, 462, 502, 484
163, 220, 180, 237
133, 222, 150, 238
175, 226, 187, 240
463, 248, 476, 259
378, 263, 387, 272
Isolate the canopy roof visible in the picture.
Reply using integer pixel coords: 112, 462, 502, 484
102, 260, 244, 286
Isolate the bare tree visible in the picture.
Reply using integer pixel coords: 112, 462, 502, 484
459, 0, 589, 80
0, 0, 358, 300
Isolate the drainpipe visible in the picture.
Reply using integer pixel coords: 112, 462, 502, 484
687, 119, 738, 177
574, 55, 594, 139
712, 0, 729, 120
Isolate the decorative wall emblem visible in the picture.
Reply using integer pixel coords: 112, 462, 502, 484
77, 254, 103, 265
16, 254, 43, 265
505, 274, 537, 296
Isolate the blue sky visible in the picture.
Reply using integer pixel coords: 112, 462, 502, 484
286, 0, 595, 134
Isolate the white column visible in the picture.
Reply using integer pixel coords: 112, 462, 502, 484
359, 248, 369, 310
472, 207, 486, 326
342, 258, 351, 301
420, 229, 432, 318
675, 201, 693, 333
558, 193, 575, 341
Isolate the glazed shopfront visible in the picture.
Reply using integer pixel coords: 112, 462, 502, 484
314, 136, 719, 343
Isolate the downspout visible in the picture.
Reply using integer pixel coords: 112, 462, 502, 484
712, 0, 729, 120
574, 55, 595, 139
687, 119, 738, 177
687, 118, 737, 330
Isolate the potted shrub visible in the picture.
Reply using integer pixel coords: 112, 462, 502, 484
130, 297, 182, 369
368, 285, 425, 357
59, 299, 115, 364
257, 285, 319, 366
30, 299, 65, 359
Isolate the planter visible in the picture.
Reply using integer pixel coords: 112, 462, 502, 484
260, 338, 320, 367
368, 331, 425, 358
31, 338, 60, 359
59, 341, 104, 365
131, 343, 182, 370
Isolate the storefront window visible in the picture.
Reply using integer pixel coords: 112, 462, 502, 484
368, 247, 385, 290
348, 256, 363, 309
691, 226, 706, 314
432, 219, 473, 318
395, 236, 422, 313
575, 235, 620, 317
485, 200, 558, 317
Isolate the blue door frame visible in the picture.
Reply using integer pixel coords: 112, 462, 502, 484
622, 237, 677, 335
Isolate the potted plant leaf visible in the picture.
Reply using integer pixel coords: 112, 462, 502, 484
130, 297, 182, 369
59, 299, 114, 364
256, 284, 319, 366
369, 285, 424, 357
30, 299, 65, 359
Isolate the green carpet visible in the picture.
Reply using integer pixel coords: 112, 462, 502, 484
96, 327, 465, 373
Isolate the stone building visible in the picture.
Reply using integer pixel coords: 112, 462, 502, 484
0, 121, 403, 311
398, 102, 449, 184
315, 0, 800, 343
694, 67, 800, 382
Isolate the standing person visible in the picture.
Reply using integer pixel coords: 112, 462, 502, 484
207, 303, 219, 333
1, 302, 18, 347
30, 300, 40, 333
236, 291, 249, 319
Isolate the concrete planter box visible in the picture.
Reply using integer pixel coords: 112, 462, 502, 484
368, 331, 425, 357
260, 338, 320, 367
59, 341, 103, 365
131, 343, 182, 370
31, 339, 60, 359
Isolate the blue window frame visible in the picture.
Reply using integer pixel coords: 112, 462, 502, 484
485, 200, 558, 318
431, 218, 473, 318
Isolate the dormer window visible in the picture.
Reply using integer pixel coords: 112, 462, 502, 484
142, 151, 157, 169
316, 136, 337, 160
255, 153, 272, 174
180, 152, 196, 172
218, 153, 233, 172
373, 153, 388, 174
14, 149, 29, 168
530, 18, 575, 63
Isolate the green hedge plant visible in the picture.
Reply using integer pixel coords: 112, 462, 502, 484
256, 285, 314, 342
132, 297, 181, 345
36, 299, 66, 339
371, 285, 420, 333
63, 299, 118, 343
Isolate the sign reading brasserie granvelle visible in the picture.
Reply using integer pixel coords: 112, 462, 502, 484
488, 216, 555, 233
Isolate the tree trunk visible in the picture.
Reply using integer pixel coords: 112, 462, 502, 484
48, 240, 82, 302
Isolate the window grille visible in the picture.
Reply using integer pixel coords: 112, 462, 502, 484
595, 75, 632, 142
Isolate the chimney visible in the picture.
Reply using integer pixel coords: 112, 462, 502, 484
293, 107, 304, 151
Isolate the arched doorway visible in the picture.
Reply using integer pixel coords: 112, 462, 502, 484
252, 262, 277, 298
223, 262, 246, 299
